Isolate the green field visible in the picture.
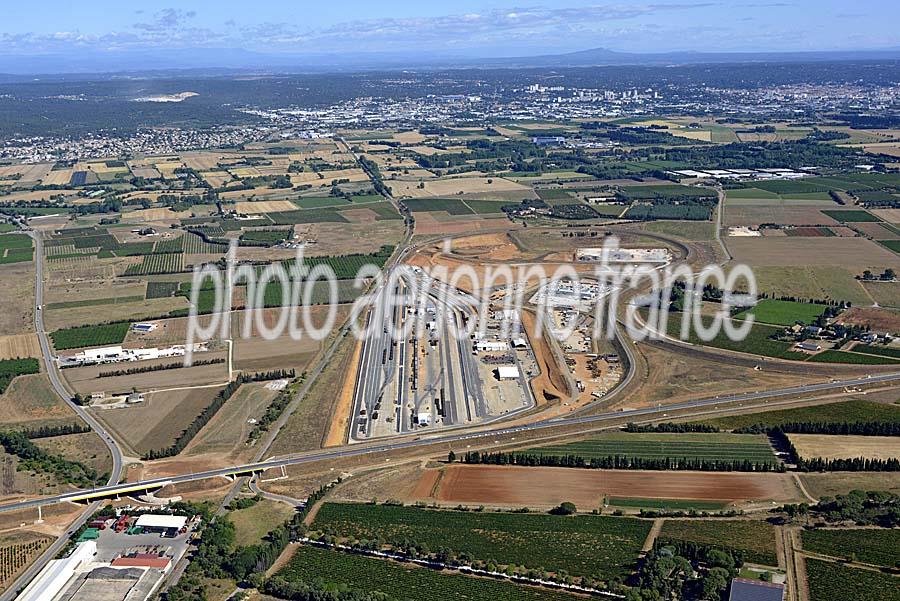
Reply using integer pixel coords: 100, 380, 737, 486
312, 503, 650, 580
734, 299, 827, 326
272, 544, 585, 601
878, 239, 900, 254
802, 529, 900, 567
852, 345, 900, 359
0, 234, 34, 250
402, 198, 474, 214
463, 200, 509, 214
0, 248, 34, 264
822, 209, 880, 223
0, 358, 40, 394
607, 498, 728, 511
123, 253, 185, 276
658, 520, 778, 565
45, 295, 144, 310
523, 432, 777, 464
751, 180, 834, 195
0, 223, 15, 233
806, 559, 900, 601
661, 313, 806, 360
699, 400, 900, 430
806, 350, 900, 365
50, 321, 130, 351
293, 197, 351, 209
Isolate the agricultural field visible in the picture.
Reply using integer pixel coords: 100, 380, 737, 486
123, 252, 185, 276
751, 266, 872, 307
727, 237, 897, 269
520, 432, 777, 465
802, 529, 899, 567
230, 499, 296, 547
312, 503, 651, 580
805, 559, 900, 601
0, 358, 40, 394
50, 321, 130, 350
699, 400, 900, 430
274, 544, 589, 601
660, 313, 805, 360
657, 519, 778, 565
734, 299, 828, 326
821, 209, 880, 223
0, 233, 33, 265
787, 434, 900, 461
0, 532, 51, 591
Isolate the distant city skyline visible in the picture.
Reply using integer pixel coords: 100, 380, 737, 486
1, 0, 898, 61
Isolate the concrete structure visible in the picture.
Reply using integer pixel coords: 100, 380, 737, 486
17, 541, 97, 601
576, 247, 671, 264
134, 514, 187, 534
497, 365, 520, 380
728, 578, 785, 601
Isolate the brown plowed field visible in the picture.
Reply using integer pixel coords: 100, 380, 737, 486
415, 465, 803, 508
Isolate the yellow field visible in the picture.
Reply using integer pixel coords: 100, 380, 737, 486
0, 333, 41, 360
41, 170, 73, 186
789, 434, 900, 461
318, 168, 369, 182
234, 200, 297, 213
391, 176, 531, 198
201, 171, 233, 187
289, 172, 324, 185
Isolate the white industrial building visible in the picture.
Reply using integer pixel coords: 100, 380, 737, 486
58, 343, 208, 367
17, 541, 97, 601
497, 365, 520, 380
135, 514, 187, 534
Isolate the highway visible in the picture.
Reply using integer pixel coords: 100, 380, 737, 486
2, 370, 899, 516
3, 233, 129, 601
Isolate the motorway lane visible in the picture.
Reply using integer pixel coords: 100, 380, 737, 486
3, 370, 899, 515
29, 231, 125, 483
4, 233, 128, 601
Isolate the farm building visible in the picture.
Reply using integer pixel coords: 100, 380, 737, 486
497, 365, 520, 380
728, 578, 784, 601
134, 514, 187, 535
795, 342, 822, 352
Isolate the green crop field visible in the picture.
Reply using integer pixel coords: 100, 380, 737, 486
312, 503, 650, 580
402, 198, 475, 214
658, 520, 778, 565
463, 200, 509, 214
276, 245, 394, 280
734, 299, 827, 326
751, 180, 834, 195
607, 498, 728, 511
821, 209, 880, 222
806, 559, 900, 601
273, 545, 585, 601
268, 209, 349, 224
123, 253, 185, 276
878, 239, 900, 254
0, 223, 15, 233
661, 313, 806, 360
145, 281, 179, 299
698, 400, 900, 430
802, 529, 899, 567
0, 358, 40, 394
50, 322, 130, 351
0, 248, 34, 264
852, 345, 900, 359
807, 350, 900, 364
522, 432, 777, 464
0, 234, 32, 250
45, 295, 144, 310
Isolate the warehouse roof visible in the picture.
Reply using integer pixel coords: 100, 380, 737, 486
135, 514, 187, 530
497, 365, 519, 379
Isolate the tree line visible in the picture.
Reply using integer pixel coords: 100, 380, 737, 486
460, 451, 782, 473
735, 421, 900, 437
624, 422, 720, 433
98, 357, 225, 378
0, 431, 101, 488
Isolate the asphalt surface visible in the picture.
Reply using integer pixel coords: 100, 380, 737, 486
3, 233, 128, 601
2, 370, 898, 516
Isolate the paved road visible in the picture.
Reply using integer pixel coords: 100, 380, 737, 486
29, 231, 126, 482
2, 370, 898, 516
3, 233, 128, 601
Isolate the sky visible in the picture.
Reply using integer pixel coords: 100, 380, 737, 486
0, 1, 898, 59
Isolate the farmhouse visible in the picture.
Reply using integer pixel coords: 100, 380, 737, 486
728, 578, 784, 601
